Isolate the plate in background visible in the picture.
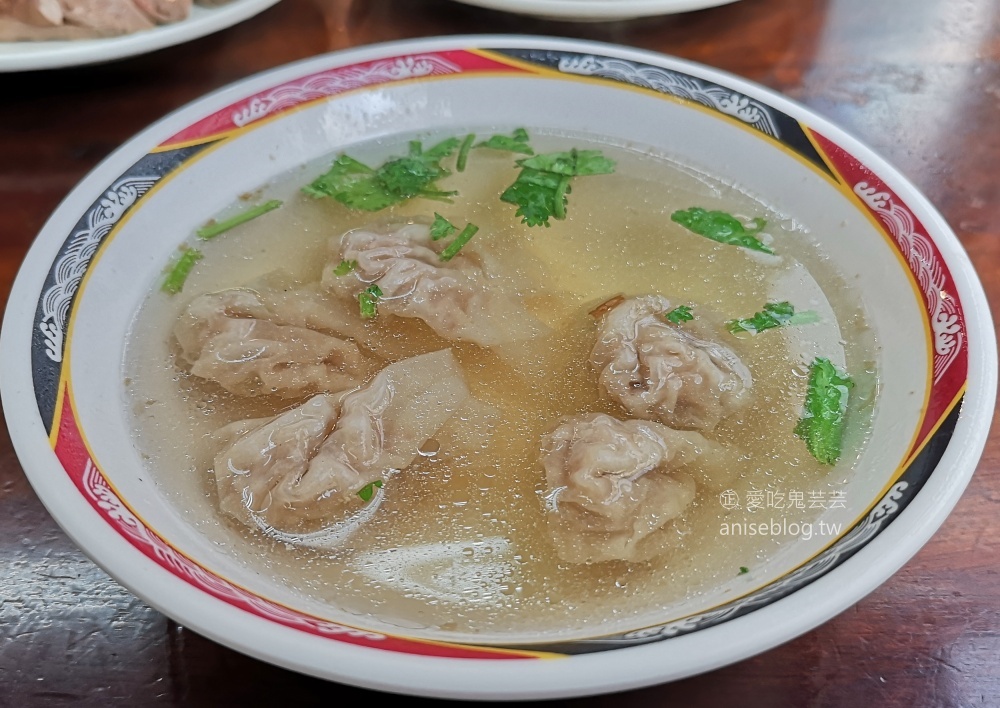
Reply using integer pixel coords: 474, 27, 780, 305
449, 0, 742, 21
0, 0, 280, 72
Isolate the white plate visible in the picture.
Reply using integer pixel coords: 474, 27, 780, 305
450, 0, 742, 21
0, 0, 280, 72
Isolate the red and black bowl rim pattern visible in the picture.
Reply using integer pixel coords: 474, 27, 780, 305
27, 45, 968, 658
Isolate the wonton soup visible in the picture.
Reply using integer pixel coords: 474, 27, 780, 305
125, 130, 876, 643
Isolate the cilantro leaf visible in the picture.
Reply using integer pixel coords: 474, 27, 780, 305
197, 199, 282, 240
500, 149, 615, 228
518, 149, 615, 176
421, 137, 461, 160
476, 127, 534, 155
739, 566, 749, 575
359, 284, 383, 319
357, 479, 383, 502
500, 167, 565, 227
161, 247, 202, 295
794, 358, 853, 465
439, 223, 479, 261
430, 213, 458, 241
664, 305, 694, 324
727, 302, 820, 335
304, 140, 460, 212
332, 259, 358, 276
671, 207, 773, 254
303, 155, 398, 211
375, 157, 438, 197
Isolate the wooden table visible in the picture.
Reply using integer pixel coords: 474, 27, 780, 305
2, 0, 998, 704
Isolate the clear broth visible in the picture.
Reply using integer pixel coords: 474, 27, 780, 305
124, 132, 877, 643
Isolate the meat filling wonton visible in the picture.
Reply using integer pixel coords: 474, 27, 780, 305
322, 222, 546, 348
174, 285, 372, 398
591, 295, 752, 431
540, 413, 731, 564
213, 349, 470, 532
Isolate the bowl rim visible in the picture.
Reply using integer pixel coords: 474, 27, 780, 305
1, 34, 995, 699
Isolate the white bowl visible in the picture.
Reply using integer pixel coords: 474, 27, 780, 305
1, 36, 995, 699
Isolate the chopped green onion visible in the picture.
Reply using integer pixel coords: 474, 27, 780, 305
456, 133, 475, 172
357, 479, 383, 502
196, 199, 282, 240
332, 259, 358, 276
794, 358, 854, 465
664, 305, 694, 324
727, 302, 819, 335
161, 247, 202, 294
739, 566, 749, 575
430, 213, 458, 241
439, 224, 479, 262
359, 284, 383, 319
413, 189, 459, 203
671, 207, 772, 254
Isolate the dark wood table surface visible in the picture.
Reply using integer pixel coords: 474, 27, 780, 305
2, 0, 999, 704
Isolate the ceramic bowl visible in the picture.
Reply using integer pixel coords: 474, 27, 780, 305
1, 36, 994, 699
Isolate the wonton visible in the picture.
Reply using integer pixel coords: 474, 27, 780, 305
323, 222, 546, 348
591, 295, 752, 431
540, 413, 732, 564
174, 285, 372, 398
213, 349, 470, 532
